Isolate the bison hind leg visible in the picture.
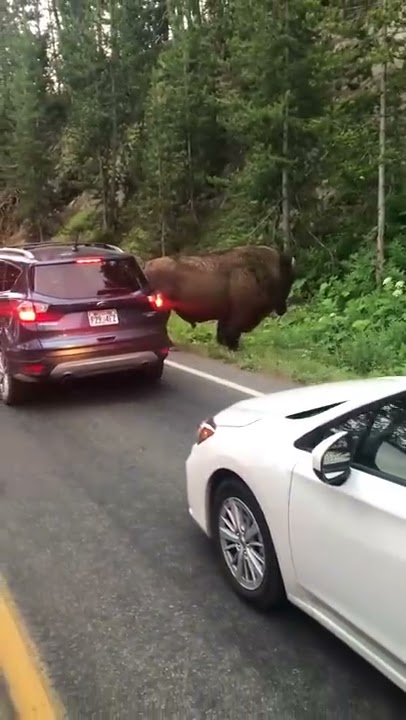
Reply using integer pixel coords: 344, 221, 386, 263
216, 320, 241, 351
174, 310, 197, 328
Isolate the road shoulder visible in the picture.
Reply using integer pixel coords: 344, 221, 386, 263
168, 348, 300, 396
0, 578, 63, 720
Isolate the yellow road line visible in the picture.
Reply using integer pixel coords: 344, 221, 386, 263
0, 577, 64, 719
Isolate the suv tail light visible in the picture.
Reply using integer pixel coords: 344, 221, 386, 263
16, 301, 59, 324
148, 292, 165, 310
17, 301, 38, 322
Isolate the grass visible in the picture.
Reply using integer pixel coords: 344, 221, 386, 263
168, 313, 357, 385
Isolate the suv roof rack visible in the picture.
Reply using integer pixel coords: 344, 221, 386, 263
23, 240, 64, 248
21, 240, 126, 254
0, 246, 35, 259
82, 242, 125, 253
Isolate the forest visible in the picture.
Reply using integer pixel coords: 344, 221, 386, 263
1, 0, 406, 381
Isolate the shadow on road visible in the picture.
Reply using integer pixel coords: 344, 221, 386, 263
13, 371, 171, 411
188, 527, 406, 715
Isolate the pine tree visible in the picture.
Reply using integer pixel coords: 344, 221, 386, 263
6, 2, 54, 236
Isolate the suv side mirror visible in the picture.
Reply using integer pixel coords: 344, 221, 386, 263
312, 431, 353, 486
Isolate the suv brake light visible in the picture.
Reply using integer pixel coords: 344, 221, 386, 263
18, 301, 37, 322
75, 257, 102, 264
148, 292, 165, 310
17, 300, 52, 323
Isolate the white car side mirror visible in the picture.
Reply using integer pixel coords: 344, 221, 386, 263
312, 430, 353, 486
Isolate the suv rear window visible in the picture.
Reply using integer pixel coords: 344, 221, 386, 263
34, 257, 146, 299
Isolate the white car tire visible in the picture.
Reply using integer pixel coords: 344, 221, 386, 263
212, 477, 286, 611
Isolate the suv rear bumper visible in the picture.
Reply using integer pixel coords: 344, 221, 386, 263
9, 345, 169, 383
49, 350, 162, 380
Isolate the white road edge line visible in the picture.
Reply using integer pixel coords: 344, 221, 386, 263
165, 359, 264, 397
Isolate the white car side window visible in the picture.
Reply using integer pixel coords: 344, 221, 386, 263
359, 398, 406, 483
375, 442, 406, 481
299, 410, 374, 453
298, 395, 406, 474
328, 411, 375, 450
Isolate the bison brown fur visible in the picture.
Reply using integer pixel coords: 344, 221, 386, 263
144, 245, 296, 351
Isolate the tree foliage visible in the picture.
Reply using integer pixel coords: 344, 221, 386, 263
1, 0, 405, 280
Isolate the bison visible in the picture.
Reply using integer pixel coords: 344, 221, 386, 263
144, 245, 296, 351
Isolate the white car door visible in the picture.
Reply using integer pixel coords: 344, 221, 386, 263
289, 394, 406, 665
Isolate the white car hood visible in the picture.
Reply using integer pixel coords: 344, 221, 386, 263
214, 377, 406, 428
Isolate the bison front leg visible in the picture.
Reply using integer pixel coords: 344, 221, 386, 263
224, 332, 241, 351
216, 320, 227, 347
217, 320, 241, 351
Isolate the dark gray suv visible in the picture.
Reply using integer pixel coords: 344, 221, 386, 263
0, 242, 171, 405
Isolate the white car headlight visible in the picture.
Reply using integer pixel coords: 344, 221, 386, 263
196, 417, 217, 445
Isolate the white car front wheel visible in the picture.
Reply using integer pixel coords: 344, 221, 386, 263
212, 477, 286, 610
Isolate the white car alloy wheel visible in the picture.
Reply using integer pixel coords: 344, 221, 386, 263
219, 497, 266, 591
212, 478, 286, 610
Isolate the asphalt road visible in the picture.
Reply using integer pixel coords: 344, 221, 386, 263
1, 351, 405, 719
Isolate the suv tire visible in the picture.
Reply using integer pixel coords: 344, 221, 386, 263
143, 359, 164, 383
0, 351, 26, 406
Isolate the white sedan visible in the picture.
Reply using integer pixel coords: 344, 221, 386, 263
186, 376, 406, 692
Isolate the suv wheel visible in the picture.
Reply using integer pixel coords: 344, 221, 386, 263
212, 478, 286, 611
0, 351, 25, 406
143, 359, 164, 384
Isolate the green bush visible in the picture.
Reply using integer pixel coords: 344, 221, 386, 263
55, 207, 115, 245
58, 208, 98, 237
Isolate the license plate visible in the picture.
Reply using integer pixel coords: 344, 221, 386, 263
88, 309, 119, 327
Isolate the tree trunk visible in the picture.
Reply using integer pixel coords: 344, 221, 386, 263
281, 0, 290, 251
182, 31, 196, 219
98, 152, 108, 231
48, 0, 62, 91
187, 131, 196, 219
108, 0, 118, 229
376, 0, 386, 285
160, 216, 166, 257
282, 96, 290, 251
158, 155, 166, 256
